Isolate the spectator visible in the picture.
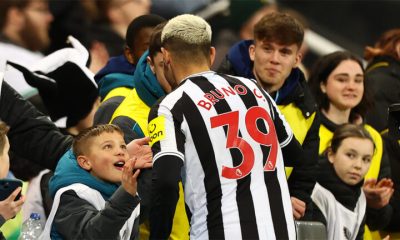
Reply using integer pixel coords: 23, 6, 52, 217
149, 14, 303, 239
8, 36, 100, 226
308, 51, 394, 238
364, 28, 400, 133
0, 0, 53, 98
218, 12, 319, 220
94, 14, 165, 124
40, 124, 148, 239
0, 121, 25, 240
88, 0, 151, 57
381, 104, 400, 235
107, 23, 188, 240
312, 124, 374, 240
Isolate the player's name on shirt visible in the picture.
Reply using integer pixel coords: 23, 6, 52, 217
197, 84, 265, 111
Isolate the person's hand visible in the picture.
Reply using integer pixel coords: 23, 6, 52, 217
382, 235, 390, 240
0, 187, 25, 220
121, 158, 141, 197
363, 178, 394, 209
291, 197, 306, 220
127, 137, 152, 169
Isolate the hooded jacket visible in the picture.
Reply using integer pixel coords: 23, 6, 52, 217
94, 55, 135, 124
365, 55, 400, 133
110, 51, 190, 240
219, 40, 320, 208
47, 149, 140, 240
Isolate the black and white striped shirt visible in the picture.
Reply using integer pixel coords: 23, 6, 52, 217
149, 71, 296, 240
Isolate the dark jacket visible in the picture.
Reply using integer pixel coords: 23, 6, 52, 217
382, 133, 400, 231
94, 55, 136, 124
365, 56, 400, 133
319, 114, 393, 231
219, 40, 319, 210
95, 55, 135, 101
0, 81, 72, 170
49, 149, 140, 240
312, 156, 365, 240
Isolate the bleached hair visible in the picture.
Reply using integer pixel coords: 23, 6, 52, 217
161, 14, 212, 45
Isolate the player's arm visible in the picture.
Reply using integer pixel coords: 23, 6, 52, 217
148, 103, 184, 239
287, 112, 319, 206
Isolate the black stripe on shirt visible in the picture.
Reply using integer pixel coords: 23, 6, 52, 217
180, 92, 225, 239
222, 74, 289, 239
190, 75, 259, 239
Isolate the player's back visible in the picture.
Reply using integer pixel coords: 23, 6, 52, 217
151, 71, 296, 240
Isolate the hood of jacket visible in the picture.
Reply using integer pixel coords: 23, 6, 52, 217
133, 50, 166, 107
49, 149, 118, 200
226, 40, 255, 79
95, 55, 135, 100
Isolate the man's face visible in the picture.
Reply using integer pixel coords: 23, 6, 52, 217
112, 0, 151, 26
20, 0, 53, 51
161, 47, 178, 90
148, 52, 171, 93
132, 27, 154, 64
249, 40, 301, 93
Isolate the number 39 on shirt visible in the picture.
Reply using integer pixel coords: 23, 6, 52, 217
210, 106, 278, 180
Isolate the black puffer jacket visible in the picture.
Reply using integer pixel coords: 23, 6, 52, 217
365, 56, 400, 133
0, 81, 72, 170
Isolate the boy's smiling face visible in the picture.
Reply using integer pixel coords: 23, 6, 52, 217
78, 131, 129, 183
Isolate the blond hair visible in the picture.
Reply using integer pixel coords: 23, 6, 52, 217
161, 14, 212, 63
161, 14, 211, 45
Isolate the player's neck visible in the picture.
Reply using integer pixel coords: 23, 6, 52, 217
174, 63, 211, 84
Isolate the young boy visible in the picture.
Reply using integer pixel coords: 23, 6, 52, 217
0, 121, 25, 239
311, 124, 375, 240
41, 124, 142, 240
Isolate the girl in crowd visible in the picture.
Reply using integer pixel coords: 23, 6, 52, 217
312, 124, 374, 240
308, 51, 394, 238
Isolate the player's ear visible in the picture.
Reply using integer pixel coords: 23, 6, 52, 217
210, 47, 216, 66
77, 155, 92, 171
249, 44, 256, 61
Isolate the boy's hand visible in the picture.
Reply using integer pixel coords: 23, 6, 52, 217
127, 137, 152, 169
0, 187, 25, 220
122, 158, 141, 197
363, 178, 394, 209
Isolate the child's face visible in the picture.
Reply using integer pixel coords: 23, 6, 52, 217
0, 136, 10, 179
82, 132, 129, 183
328, 137, 373, 185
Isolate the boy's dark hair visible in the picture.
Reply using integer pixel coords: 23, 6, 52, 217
0, 121, 9, 154
125, 14, 165, 50
73, 124, 124, 157
253, 12, 304, 49
148, 22, 167, 60
308, 51, 373, 122
330, 124, 375, 154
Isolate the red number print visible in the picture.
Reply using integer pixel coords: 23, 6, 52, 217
210, 106, 278, 179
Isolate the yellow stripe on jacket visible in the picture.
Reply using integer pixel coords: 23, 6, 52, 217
278, 103, 316, 178
318, 123, 382, 180
111, 88, 190, 240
